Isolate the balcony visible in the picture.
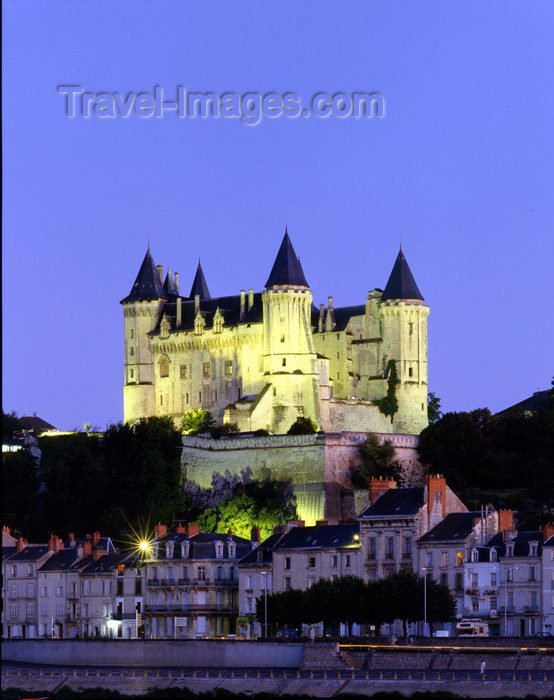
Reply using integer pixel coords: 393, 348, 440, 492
193, 579, 210, 586
111, 612, 138, 621
178, 578, 191, 586
147, 578, 177, 588
524, 606, 539, 614
465, 588, 480, 596
484, 588, 499, 596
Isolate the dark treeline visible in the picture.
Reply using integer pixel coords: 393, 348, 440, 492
256, 572, 456, 638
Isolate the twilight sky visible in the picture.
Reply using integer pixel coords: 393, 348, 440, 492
3, 1, 553, 431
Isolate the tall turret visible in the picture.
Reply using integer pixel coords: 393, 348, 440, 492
120, 248, 166, 423
262, 230, 321, 433
379, 247, 429, 434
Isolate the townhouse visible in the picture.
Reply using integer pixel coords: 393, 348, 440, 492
542, 528, 554, 635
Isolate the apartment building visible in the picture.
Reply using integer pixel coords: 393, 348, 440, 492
542, 528, 554, 635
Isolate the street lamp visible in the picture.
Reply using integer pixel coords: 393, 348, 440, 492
261, 571, 268, 638
503, 566, 519, 637
421, 567, 428, 637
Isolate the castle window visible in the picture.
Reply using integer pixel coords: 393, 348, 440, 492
129, 329, 134, 339
160, 395, 163, 405
214, 390, 217, 402
280, 312, 285, 322
186, 393, 189, 403
129, 369, 134, 379
282, 358, 286, 366
129, 346, 134, 356
180, 365, 187, 379
159, 356, 170, 377
225, 361, 233, 376
199, 392, 202, 403
409, 323, 413, 335
408, 367, 413, 377
280, 334, 285, 343
203, 362, 211, 378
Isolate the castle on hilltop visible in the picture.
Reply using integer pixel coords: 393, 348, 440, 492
121, 231, 429, 437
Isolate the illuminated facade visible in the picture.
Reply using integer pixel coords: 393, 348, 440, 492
121, 231, 429, 437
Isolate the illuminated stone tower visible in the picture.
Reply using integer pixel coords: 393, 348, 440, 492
379, 247, 429, 434
120, 248, 165, 423
261, 231, 322, 434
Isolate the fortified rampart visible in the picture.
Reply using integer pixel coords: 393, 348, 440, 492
181, 431, 421, 523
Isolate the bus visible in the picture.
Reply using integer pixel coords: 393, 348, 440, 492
456, 619, 489, 637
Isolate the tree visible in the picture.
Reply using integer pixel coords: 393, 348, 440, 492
351, 433, 401, 488
2, 447, 41, 539
257, 589, 305, 636
181, 409, 215, 435
287, 417, 319, 435
427, 393, 442, 424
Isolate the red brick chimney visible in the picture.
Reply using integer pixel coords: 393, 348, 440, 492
48, 534, 63, 552
82, 540, 92, 557
369, 476, 397, 506
186, 523, 200, 537
3, 525, 11, 535
426, 474, 447, 518
155, 523, 167, 539
227, 528, 233, 539
541, 523, 554, 542
250, 526, 261, 542
92, 531, 101, 546
498, 509, 515, 532
16, 537, 27, 553
175, 523, 186, 534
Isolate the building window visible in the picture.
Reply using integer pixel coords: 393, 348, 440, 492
345, 554, 351, 568
490, 573, 497, 587
386, 537, 394, 559
203, 362, 211, 378
426, 552, 433, 567
198, 566, 206, 582
41, 602, 48, 616
471, 573, 478, 587
285, 577, 291, 591
456, 551, 463, 566
471, 550, 478, 562
440, 573, 448, 587
285, 557, 291, 570
408, 323, 413, 335
10, 584, 18, 598
529, 566, 536, 581
159, 356, 170, 377
129, 369, 134, 379
441, 551, 448, 566
308, 557, 316, 569
368, 538, 376, 559
57, 601, 65, 616
332, 555, 338, 567
10, 603, 18, 618
490, 596, 498, 610
225, 360, 233, 375
280, 334, 285, 342
403, 537, 411, 559
129, 346, 134, 356
455, 573, 463, 591
280, 312, 285, 322
129, 329, 134, 339
27, 584, 34, 598
471, 597, 479, 612
282, 358, 286, 366
408, 367, 413, 377
180, 364, 187, 379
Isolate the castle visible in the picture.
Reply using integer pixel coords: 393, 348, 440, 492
121, 232, 429, 523
121, 231, 429, 436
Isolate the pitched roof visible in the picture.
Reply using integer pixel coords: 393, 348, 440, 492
273, 524, 359, 550
496, 389, 552, 416
163, 269, 178, 297
237, 533, 282, 565
19, 415, 57, 432
265, 230, 309, 288
381, 248, 423, 301
359, 487, 425, 517
487, 531, 544, 556
121, 248, 165, 303
189, 261, 211, 300
38, 549, 83, 571
418, 512, 481, 543
155, 531, 252, 561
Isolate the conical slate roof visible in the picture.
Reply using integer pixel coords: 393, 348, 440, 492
381, 248, 423, 301
265, 230, 309, 288
163, 268, 178, 296
121, 248, 165, 303
189, 261, 211, 300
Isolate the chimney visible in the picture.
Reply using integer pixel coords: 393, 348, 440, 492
174, 272, 179, 293
155, 523, 167, 539
16, 537, 27, 553
240, 290, 246, 318
92, 531, 101, 547
541, 523, 554, 542
498, 509, 515, 533
49, 534, 62, 553
157, 264, 163, 283
368, 476, 397, 506
3, 525, 11, 535
176, 297, 182, 326
93, 550, 103, 561
285, 519, 305, 532
426, 473, 447, 518
250, 526, 261, 542
195, 294, 200, 313
316, 520, 328, 526
248, 289, 254, 310
318, 304, 325, 332
175, 523, 186, 534
186, 522, 200, 537
68, 532, 75, 541
273, 524, 285, 535
227, 528, 233, 539
82, 540, 92, 557
328, 296, 333, 309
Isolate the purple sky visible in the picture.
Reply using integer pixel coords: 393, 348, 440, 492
3, 2, 553, 431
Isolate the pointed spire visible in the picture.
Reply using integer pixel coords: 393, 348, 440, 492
189, 260, 211, 300
381, 248, 424, 301
163, 268, 178, 297
265, 229, 309, 288
121, 248, 165, 303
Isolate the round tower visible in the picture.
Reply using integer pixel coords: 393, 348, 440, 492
262, 231, 322, 434
120, 249, 166, 424
379, 247, 429, 434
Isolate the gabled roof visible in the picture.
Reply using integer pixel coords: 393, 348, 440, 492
237, 533, 282, 565
359, 487, 425, 518
154, 531, 252, 561
381, 248, 423, 301
418, 512, 481, 543
273, 524, 359, 550
189, 261, 211, 300
121, 248, 165, 303
19, 415, 57, 432
487, 531, 544, 557
7, 545, 50, 562
38, 549, 83, 571
265, 230, 309, 288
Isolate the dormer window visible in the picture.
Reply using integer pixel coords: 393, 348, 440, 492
166, 542, 174, 559
529, 541, 538, 556
506, 542, 514, 557
181, 541, 190, 559
213, 309, 224, 333
490, 549, 497, 562
228, 541, 236, 558
471, 549, 479, 563
194, 312, 205, 335
160, 316, 170, 339
215, 541, 224, 559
